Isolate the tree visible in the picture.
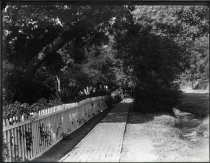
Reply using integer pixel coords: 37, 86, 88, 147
132, 5, 209, 89
112, 6, 190, 112
2, 5, 118, 103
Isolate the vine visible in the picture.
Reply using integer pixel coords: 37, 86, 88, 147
25, 128, 33, 151
3, 139, 22, 162
39, 123, 52, 146
56, 121, 63, 138
3, 97, 108, 162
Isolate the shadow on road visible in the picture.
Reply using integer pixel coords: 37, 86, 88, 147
101, 102, 131, 123
31, 105, 113, 162
127, 112, 155, 124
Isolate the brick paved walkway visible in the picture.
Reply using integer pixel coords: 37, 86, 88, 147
60, 100, 131, 162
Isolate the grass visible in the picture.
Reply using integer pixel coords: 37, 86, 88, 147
132, 92, 209, 161
178, 92, 209, 118
196, 116, 209, 138
137, 114, 209, 161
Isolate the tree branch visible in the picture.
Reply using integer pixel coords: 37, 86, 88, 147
23, 26, 73, 81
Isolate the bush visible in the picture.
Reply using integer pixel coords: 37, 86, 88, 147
104, 93, 123, 108
193, 79, 209, 90
3, 98, 63, 120
133, 84, 182, 113
3, 101, 30, 119
112, 94, 122, 103
111, 89, 124, 104
60, 87, 78, 103
197, 116, 209, 138
75, 94, 90, 102
114, 25, 187, 114
105, 95, 113, 108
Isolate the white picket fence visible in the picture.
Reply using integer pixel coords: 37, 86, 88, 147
3, 96, 107, 162
3, 102, 80, 127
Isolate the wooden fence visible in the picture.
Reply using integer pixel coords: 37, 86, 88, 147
3, 102, 80, 127
3, 96, 107, 162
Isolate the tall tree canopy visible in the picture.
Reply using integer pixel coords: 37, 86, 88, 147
2, 5, 120, 103
2, 4, 209, 111
111, 5, 209, 112
132, 5, 209, 88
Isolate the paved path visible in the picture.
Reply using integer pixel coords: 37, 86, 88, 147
35, 95, 208, 162
32, 106, 114, 162
60, 100, 131, 162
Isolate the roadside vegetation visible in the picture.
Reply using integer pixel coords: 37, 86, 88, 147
130, 92, 209, 161
2, 4, 209, 162
2, 5, 209, 114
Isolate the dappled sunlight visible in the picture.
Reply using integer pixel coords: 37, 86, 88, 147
153, 115, 177, 127
121, 98, 134, 103
60, 101, 130, 162
2, 3, 209, 162
181, 87, 209, 94
125, 107, 209, 162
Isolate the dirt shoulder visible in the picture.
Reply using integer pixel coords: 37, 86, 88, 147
121, 92, 209, 162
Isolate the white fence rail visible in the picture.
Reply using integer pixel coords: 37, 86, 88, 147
3, 102, 80, 127
3, 96, 107, 162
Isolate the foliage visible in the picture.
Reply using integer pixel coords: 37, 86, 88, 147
3, 98, 62, 120
133, 6, 208, 39
3, 141, 9, 161
2, 88, 113, 121
182, 35, 209, 89
133, 84, 182, 113
2, 4, 208, 114
132, 5, 209, 89
105, 95, 113, 108
111, 92, 124, 104
2, 5, 119, 103
112, 6, 188, 112
60, 86, 79, 103
81, 45, 117, 88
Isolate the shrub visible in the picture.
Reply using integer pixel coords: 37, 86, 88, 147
111, 90, 124, 104
105, 95, 113, 108
114, 25, 187, 114
113, 94, 122, 103
60, 87, 78, 103
197, 116, 209, 138
193, 79, 209, 90
3, 98, 63, 120
133, 84, 182, 113
3, 102, 30, 119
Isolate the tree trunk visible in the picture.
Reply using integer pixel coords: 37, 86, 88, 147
56, 75, 61, 97
20, 26, 74, 103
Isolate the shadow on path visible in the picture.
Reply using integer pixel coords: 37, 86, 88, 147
60, 99, 132, 162
31, 106, 113, 162
101, 102, 131, 123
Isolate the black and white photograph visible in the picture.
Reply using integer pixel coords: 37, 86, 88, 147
1, 1, 209, 162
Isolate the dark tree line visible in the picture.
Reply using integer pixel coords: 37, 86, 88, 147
2, 4, 209, 113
